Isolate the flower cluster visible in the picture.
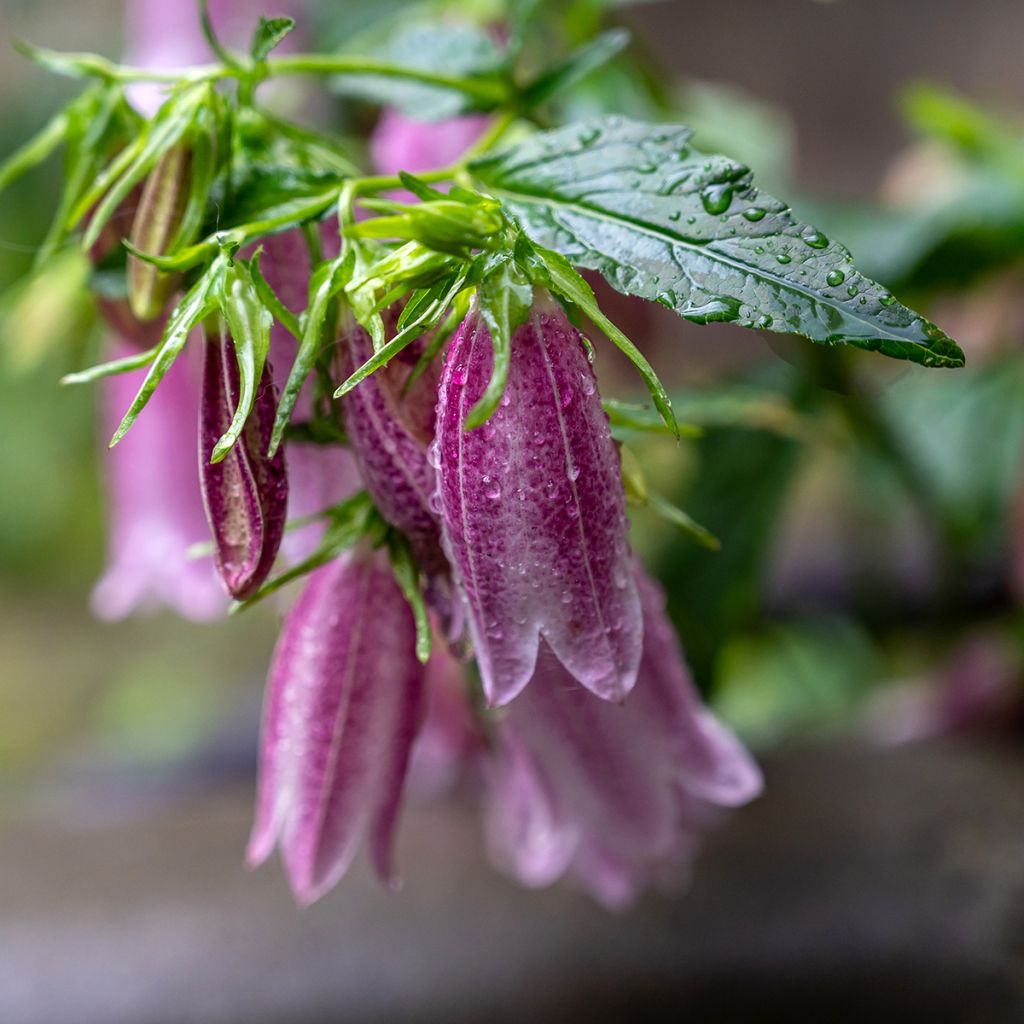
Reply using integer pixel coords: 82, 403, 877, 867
67, 2, 767, 910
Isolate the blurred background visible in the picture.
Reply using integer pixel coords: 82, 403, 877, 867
2, 0, 1024, 1020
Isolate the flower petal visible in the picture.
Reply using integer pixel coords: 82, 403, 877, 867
247, 548, 425, 904
435, 294, 642, 705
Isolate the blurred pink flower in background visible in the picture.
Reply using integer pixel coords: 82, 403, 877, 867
484, 568, 763, 908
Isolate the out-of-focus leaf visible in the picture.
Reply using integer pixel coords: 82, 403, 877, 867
715, 616, 881, 745
329, 20, 504, 119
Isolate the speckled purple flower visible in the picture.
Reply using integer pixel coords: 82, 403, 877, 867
247, 544, 426, 904
434, 291, 643, 706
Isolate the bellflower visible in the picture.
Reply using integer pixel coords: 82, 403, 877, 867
92, 339, 226, 621
199, 330, 288, 600
247, 545, 426, 903
338, 325, 444, 572
434, 290, 643, 706
259, 230, 361, 565
484, 566, 763, 908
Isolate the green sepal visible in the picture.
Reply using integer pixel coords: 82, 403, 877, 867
269, 252, 349, 456
386, 532, 432, 664
250, 249, 301, 341
108, 254, 228, 447
231, 492, 377, 609
518, 238, 678, 437
335, 269, 469, 398
464, 253, 532, 430
251, 16, 296, 62
210, 258, 274, 462
61, 342, 159, 386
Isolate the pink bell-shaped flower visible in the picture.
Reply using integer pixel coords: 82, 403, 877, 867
434, 291, 643, 706
484, 565, 763, 908
247, 545, 426, 903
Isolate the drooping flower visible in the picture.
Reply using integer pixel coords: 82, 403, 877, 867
258, 229, 361, 565
370, 108, 489, 180
484, 565, 763, 908
434, 290, 643, 706
338, 324, 444, 572
92, 338, 226, 621
199, 327, 288, 600
247, 545, 426, 903
406, 629, 483, 797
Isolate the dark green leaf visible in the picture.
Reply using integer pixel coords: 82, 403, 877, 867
471, 117, 965, 369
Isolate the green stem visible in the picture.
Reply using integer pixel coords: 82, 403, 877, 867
19, 43, 507, 106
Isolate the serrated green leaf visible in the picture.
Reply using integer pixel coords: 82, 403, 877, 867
212, 260, 274, 462
521, 29, 631, 109
109, 256, 227, 447
386, 532, 432, 663
251, 15, 296, 61
519, 240, 677, 436
470, 117, 965, 369
465, 255, 532, 429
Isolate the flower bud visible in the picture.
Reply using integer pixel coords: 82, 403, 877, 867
484, 565, 762, 908
127, 143, 192, 322
247, 546, 426, 903
199, 325, 288, 600
338, 323, 444, 572
434, 291, 643, 706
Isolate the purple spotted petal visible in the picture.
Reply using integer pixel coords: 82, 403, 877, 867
247, 547, 426, 904
339, 325, 444, 571
199, 329, 288, 600
435, 292, 642, 706
92, 336, 225, 621
484, 563, 762, 907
